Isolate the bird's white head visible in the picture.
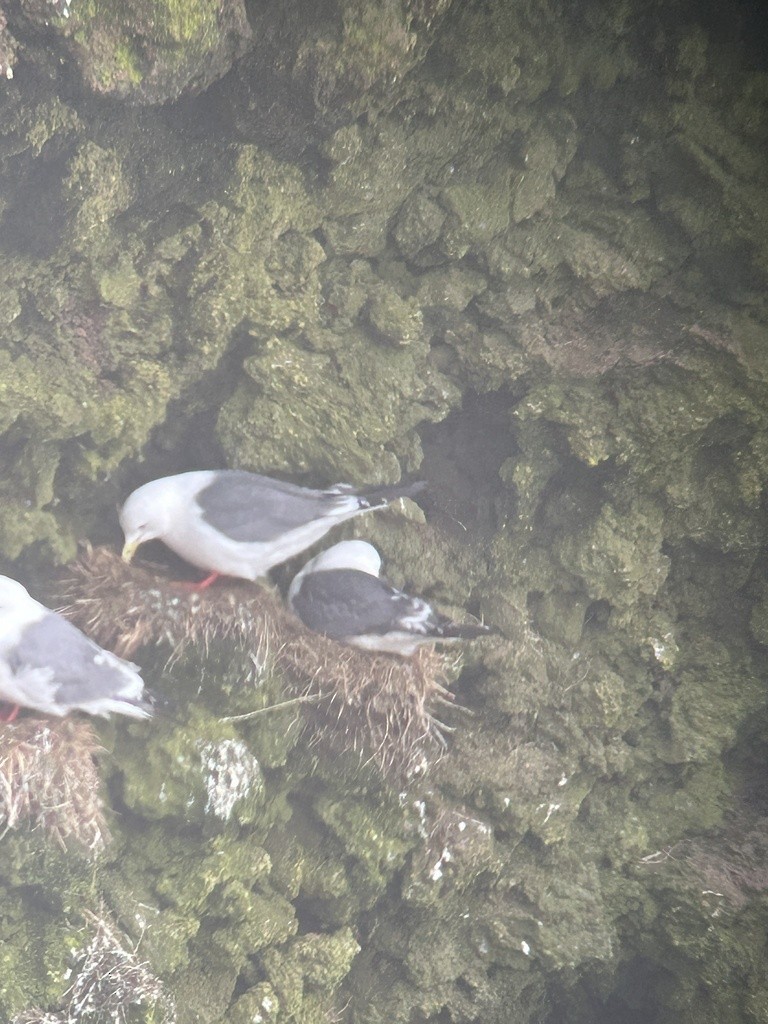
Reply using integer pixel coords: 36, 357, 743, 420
306, 540, 383, 576
119, 477, 176, 562
0, 575, 37, 611
288, 540, 383, 605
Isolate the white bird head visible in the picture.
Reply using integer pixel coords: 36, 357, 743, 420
119, 478, 177, 562
304, 540, 382, 576
288, 540, 383, 605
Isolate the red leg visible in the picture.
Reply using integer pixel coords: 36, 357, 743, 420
0, 703, 20, 723
175, 571, 227, 592
185, 571, 222, 591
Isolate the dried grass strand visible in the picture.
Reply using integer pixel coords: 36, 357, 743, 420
0, 718, 109, 854
11, 910, 175, 1024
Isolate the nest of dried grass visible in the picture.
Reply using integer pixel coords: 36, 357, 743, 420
66, 911, 173, 1024
60, 547, 459, 780
278, 626, 457, 778
58, 546, 280, 663
11, 910, 174, 1024
0, 718, 109, 854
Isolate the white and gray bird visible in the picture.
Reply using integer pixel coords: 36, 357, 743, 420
120, 470, 424, 587
0, 576, 152, 720
288, 540, 492, 656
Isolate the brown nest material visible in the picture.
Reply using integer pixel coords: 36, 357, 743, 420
12, 910, 174, 1024
0, 717, 109, 854
65, 912, 173, 1024
277, 625, 457, 778
58, 548, 281, 663
60, 546, 459, 780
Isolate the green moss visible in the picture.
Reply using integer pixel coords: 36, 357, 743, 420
262, 928, 360, 1021
25, 97, 82, 156
229, 982, 279, 1024
555, 495, 670, 612
392, 189, 446, 258
115, 707, 267, 826
104, 37, 144, 87
159, 0, 218, 44
366, 284, 424, 347
216, 326, 453, 479
314, 792, 412, 885
0, 851, 95, 1019
1, 1, 768, 1021
171, 941, 241, 1024
663, 638, 763, 764
102, 822, 298, 1008
64, 142, 133, 248
66, 0, 223, 94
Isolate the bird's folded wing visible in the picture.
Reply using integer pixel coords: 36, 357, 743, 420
197, 471, 347, 543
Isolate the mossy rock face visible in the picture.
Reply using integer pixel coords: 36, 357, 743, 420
58, 0, 253, 103
224, 0, 454, 146
262, 927, 361, 1019
216, 325, 450, 480
2, 0, 768, 1023
0, 843, 98, 1019
117, 711, 266, 825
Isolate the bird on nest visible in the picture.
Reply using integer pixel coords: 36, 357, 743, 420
288, 539, 492, 656
120, 469, 424, 588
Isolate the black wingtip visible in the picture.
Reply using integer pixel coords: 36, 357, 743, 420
437, 620, 496, 642
358, 479, 427, 507
145, 692, 177, 716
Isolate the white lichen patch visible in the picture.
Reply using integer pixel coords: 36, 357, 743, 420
49, 0, 72, 17
647, 631, 679, 668
252, 993, 277, 1023
199, 739, 263, 821
539, 802, 561, 824
429, 846, 453, 881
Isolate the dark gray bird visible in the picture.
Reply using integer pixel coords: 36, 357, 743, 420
288, 540, 491, 656
0, 575, 152, 720
120, 470, 423, 587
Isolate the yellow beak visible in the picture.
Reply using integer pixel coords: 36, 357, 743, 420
121, 540, 140, 563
